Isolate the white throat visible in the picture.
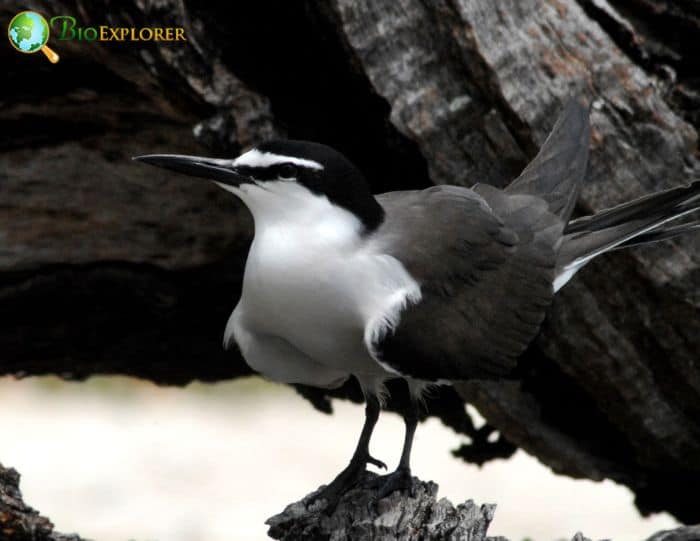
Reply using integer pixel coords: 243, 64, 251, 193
219, 180, 364, 245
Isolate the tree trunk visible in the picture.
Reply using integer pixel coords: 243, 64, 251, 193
1, 0, 699, 538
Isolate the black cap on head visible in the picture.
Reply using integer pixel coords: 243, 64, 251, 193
255, 140, 385, 232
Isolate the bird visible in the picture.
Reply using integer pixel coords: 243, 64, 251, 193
135, 97, 700, 509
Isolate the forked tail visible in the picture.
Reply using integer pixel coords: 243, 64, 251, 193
554, 180, 700, 291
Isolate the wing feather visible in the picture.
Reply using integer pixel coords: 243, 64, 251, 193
368, 185, 559, 381
366, 98, 590, 380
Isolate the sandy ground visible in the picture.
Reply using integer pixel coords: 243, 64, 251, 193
0, 376, 677, 541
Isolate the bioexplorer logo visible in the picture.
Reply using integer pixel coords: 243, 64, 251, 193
8, 11, 187, 63
8, 11, 59, 63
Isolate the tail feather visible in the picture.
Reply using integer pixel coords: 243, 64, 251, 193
614, 220, 700, 250
507, 97, 591, 223
565, 181, 700, 235
554, 180, 700, 291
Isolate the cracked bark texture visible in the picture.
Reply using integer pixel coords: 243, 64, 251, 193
265, 473, 507, 541
1, 0, 699, 538
0, 463, 83, 541
266, 474, 699, 541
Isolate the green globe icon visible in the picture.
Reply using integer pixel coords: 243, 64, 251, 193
8, 11, 59, 62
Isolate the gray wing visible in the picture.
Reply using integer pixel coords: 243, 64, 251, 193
368, 97, 590, 381
507, 97, 591, 222
370, 185, 560, 381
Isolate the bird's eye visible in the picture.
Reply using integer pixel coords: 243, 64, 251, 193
278, 163, 297, 179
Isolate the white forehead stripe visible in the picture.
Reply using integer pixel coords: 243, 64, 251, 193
234, 149, 324, 170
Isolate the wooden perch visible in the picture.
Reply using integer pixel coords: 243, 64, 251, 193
266, 473, 700, 541
266, 472, 505, 541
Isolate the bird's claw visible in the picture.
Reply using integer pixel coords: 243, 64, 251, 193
366, 454, 387, 470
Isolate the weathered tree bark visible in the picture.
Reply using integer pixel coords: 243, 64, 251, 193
266, 473, 700, 541
265, 472, 505, 541
1, 0, 699, 538
0, 463, 83, 541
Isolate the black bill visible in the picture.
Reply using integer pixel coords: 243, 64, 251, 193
133, 154, 248, 186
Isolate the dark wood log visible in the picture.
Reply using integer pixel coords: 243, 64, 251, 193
0, 463, 83, 541
1, 0, 699, 537
265, 473, 505, 541
266, 474, 696, 541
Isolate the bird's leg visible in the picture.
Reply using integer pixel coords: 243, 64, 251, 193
349, 393, 386, 469
365, 395, 419, 500
311, 393, 385, 511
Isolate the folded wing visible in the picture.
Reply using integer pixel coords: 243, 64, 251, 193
366, 97, 591, 381
368, 185, 559, 380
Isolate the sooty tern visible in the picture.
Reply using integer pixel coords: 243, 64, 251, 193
135, 98, 700, 508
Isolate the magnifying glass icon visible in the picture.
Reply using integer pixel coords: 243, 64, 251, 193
8, 11, 60, 63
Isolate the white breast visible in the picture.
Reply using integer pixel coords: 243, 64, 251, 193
223, 182, 421, 380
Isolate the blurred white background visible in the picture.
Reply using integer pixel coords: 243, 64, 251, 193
0, 376, 677, 541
